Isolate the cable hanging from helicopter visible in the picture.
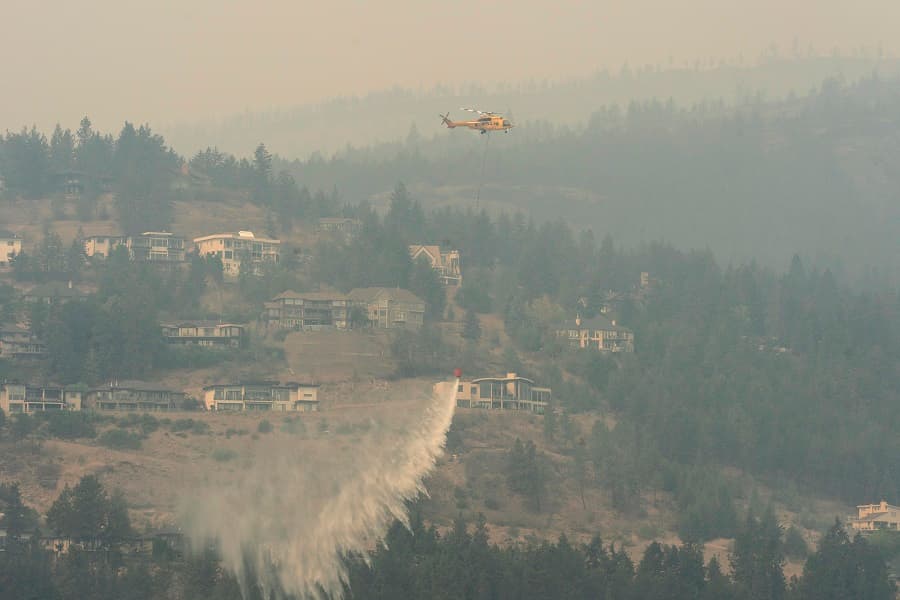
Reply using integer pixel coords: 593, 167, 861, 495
439, 108, 514, 207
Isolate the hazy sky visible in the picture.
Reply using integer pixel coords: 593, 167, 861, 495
3, 0, 898, 133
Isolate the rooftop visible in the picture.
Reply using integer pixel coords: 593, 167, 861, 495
562, 314, 632, 333
193, 231, 280, 244
348, 287, 425, 305
272, 290, 347, 301
202, 381, 319, 390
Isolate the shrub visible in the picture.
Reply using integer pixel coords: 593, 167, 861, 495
211, 448, 237, 462
46, 412, 96, 440
99, 428, 142, 450
279, 418, 305, 435
783, 526, 808, 559
170, 418, 210, 435
10, 414, 37, 440
257, 420, 273, 434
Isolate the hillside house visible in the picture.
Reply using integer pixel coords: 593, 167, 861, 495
0, 230, 22, 264
455, 373, 551, 414
51, 170, 87, 200
84, 235, 126, 258
263, 291, 350, 330
316, 217, 362, 237
193, 230, 280, 277
85, 382, 186, 411
127, 232, 186, 262
202, 381, 319, 412
347, 287, 425, 329
0, 324, 46, 358
84, 232, 185, 262
557, 314, 635, 353
160, 321, 244, 348
849, 501, 900, 532
23, 281, 90, 304
408, 245, 462, 285
0, 383, 83, 413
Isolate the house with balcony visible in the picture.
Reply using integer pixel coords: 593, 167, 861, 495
160, 321, 245, 348
849, 500, 900, 532
202, 381, 320, 412
0, 230, 22, 265
408, 245, 462, 285
0, 324, 46, 358
84, 232, 185, 262
127, 232, 186, 262
193, 230, 280, 277
455, 373, 551, 414
557, 314, 635, 353
347, 287, 425, 329
0, 383, 83, 413
83, 234, 126, 258
85, 382, 186, 411
263, 291, 350, 330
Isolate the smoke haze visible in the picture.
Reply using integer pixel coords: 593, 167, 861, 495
3, 0, 899, 136
180, 380, 458, 598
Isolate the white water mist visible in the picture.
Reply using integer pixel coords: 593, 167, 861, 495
180, 380, 458, 599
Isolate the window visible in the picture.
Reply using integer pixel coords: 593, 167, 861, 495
457, 384, 463, 392
224, 251, 233, 259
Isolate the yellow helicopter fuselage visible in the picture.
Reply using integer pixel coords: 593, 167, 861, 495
443, 114, 513, 133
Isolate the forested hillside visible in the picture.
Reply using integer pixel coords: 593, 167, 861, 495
164, 55, 900, 158
276, 74, 900, 284
1, 76, 899, 598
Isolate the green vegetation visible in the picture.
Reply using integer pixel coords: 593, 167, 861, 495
1, 483, 895, 600
211, 448, 238, 462
98, 428, 143, 450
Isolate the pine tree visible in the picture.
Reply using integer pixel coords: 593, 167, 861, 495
462, 309, 481, 341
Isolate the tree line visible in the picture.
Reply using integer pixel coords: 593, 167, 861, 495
1, 474, 893, 600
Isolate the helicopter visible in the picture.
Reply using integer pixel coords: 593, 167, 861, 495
440, 108, 513, 133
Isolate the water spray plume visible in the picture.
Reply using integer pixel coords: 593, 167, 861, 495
181, 380, 458, 599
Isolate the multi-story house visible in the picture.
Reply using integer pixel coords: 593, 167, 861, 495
557, 314, 635, 353
849, 501, 900, 532
127, 232, 186, 262
263, 291, 350, 330
160, 321, 245, 348
85, 382, 186, 411
202, 381, 319, 412
347, 287, 425, 329
0, 383, 83, 413
455, 373, 551, 414
316, 218, 362, 237
83, 234, 126, 258
408, 245, 462, 285
84, 232, 185, 262
0, 230, 22, 264
0, 324, 46, 358
193, 231, 280, 277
